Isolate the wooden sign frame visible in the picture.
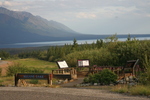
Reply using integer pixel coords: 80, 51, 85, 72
14, 73, 53, 86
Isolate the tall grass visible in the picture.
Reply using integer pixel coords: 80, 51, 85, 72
6, 62, 44, 76
9, 58, 57, 73
112, 85, 150, 96
130, 85, 150, 96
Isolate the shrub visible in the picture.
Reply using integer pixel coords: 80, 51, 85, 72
29, 79, 39, 84
99, 69, 117, 85
83, 77, 89, 83
83, 69, 117, 85
6, 62, 44, 76
139, 55, 150, 85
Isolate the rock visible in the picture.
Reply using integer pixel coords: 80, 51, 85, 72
94, 83, 98, 86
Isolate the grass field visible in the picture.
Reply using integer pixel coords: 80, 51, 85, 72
9, 58, 58, 73
0, 58, 58, 86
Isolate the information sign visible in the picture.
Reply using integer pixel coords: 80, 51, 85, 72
56, 60, 69, 69
78, 59, 90, 67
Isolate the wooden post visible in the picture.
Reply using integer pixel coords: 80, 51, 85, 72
14, 74, 19, 87
50, 74, 53, 85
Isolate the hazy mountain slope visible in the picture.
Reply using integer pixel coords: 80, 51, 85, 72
0, 7, 80, 44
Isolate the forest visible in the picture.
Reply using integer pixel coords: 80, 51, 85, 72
1, 34, 150, 69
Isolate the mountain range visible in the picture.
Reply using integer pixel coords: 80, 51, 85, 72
0, 7, 150, 46
0, 7, 84, 44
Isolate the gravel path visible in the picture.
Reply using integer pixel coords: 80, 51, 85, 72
0, 61, 8, 65
0, 87, 149, 100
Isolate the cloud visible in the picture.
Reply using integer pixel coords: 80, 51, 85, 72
0, 0, 150, 34
76, 12, 97, 19
0, 1, 29, 7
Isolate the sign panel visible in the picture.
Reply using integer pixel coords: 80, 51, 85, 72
78, 59, 90, 67
17, 74, 49, 79
15, 73, 53, 86
57, 60, 69, 69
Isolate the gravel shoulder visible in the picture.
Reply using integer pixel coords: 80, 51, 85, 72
0, 87, 149, 100
0, 60, 13, 76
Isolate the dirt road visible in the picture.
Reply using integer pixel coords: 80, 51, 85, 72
0, 61, 9, 65
0, 87, 149, 100
0, 61, 12, 76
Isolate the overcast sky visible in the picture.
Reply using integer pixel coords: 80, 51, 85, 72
0, 0, 150, 35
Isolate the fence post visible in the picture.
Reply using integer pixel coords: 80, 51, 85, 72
48, 74, 53, 85
14, 74, 18, 87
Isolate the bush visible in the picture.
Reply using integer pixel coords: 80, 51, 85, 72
139, 55, 150, 85
29, 79, 39, 84
99, 69, 117, 85
6, 62, 44, 76
83, 69, 117, 85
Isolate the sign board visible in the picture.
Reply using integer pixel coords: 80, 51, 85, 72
125, 59, 139, 68
0, 58, 1, 60
15, 73, 53, 86
77, 59, 90, 67
56, 60, 69, 69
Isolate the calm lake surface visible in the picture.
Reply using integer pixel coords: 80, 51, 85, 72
1, 37, 150, 48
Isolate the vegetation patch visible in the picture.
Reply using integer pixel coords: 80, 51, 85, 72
112, 85, 150, 96
6, 62, 45, 76
83, 69, 117, 85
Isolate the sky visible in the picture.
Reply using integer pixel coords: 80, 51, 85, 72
0, 0, 150, 35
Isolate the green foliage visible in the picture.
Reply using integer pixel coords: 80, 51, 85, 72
71, 38, 78, 51
6, 62, 44, 76
112, 85, 150, 96
29, 79, 39, 84
15, 37, 150, 70
105, 33, 118, 42
0, 50, 10, 60
64, 48, 116, 67
139, 54, 150, 85
4, 35, 150, 85
84, 69, 117, 85
99, 69, 118, 85
18, 51, 44, 59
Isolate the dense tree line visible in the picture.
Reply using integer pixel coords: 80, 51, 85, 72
1, 35, 150, 70
46, 37, 150, 69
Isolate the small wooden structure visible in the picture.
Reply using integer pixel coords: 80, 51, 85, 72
87, 59, 140, 79
122, 59, 140, 77
52, 61, 77, 80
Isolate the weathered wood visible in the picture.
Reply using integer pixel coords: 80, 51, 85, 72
52, 68, 77, 80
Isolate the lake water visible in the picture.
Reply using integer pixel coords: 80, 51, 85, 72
1, 37, 150, 48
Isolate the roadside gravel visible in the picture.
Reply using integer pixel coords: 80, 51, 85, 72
0, 87, 149, 100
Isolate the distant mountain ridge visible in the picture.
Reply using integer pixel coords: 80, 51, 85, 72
0, 7, 150, 46
0, 7, 80, 44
